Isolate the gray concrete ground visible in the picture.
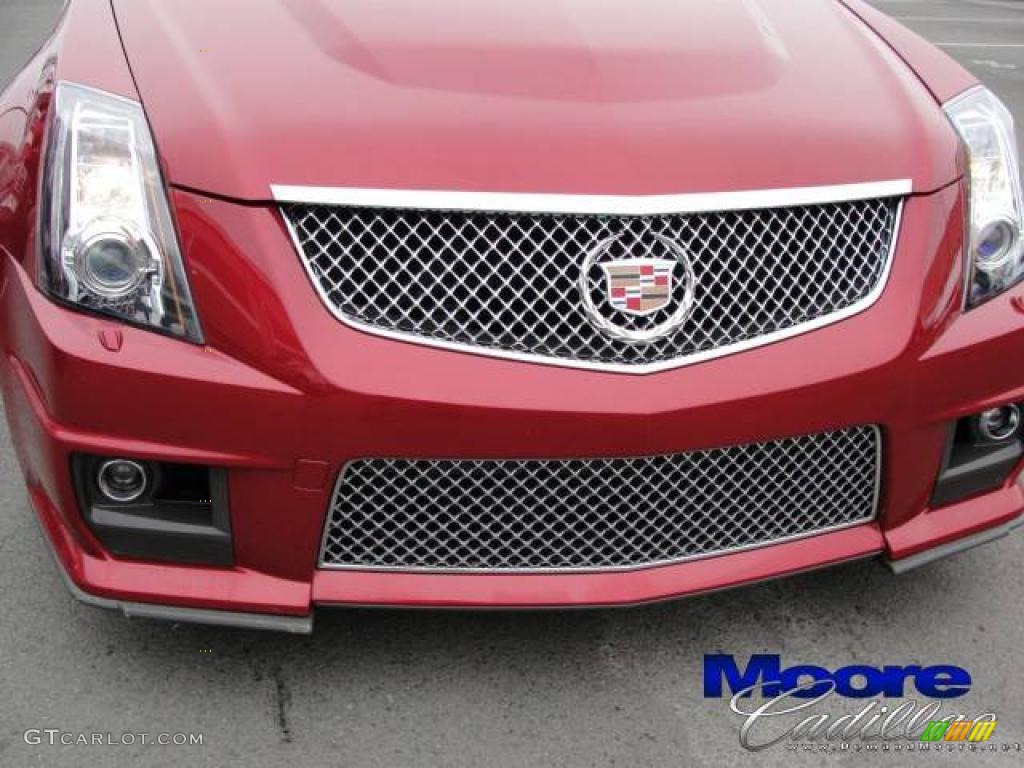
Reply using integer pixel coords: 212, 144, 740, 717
0, 1, 1022, 766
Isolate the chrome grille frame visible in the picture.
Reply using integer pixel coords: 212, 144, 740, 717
318, 426, 882, 574
276, 181, 908, 375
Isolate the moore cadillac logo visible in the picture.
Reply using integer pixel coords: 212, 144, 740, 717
704, 655, 1018, 754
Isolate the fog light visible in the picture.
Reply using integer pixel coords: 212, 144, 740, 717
97, 459, 148, 502
975, 405, 1021, 442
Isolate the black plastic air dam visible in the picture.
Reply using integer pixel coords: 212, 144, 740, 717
72, 455, 233, 566
931, 416, 1024, 508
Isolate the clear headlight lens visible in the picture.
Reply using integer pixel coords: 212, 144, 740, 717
38, 83, 202, 341
944, 87, 1024, 308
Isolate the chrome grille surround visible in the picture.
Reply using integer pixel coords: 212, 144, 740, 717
277, 182, 906, 374
319, 426, 881, 572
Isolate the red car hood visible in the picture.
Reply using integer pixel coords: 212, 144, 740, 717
113, 0, 960, 201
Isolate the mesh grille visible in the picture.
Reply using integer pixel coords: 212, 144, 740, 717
283, 198, 900, 369
320, 427, 880, 572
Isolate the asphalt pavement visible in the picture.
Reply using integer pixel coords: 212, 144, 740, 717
1, 1, 1022, 766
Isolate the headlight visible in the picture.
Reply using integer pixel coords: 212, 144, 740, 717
944, 86, 1024, 308
38, 83, 202, 341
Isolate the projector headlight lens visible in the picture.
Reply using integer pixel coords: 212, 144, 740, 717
68, 218, 154, 299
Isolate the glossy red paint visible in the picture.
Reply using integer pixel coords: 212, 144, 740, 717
839, 0, 979, 105
111, 0, 962, 200
0, 0, 1021, 624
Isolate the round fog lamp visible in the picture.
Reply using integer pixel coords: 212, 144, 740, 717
97, 459, 149, 503
976, 405, 1021, 442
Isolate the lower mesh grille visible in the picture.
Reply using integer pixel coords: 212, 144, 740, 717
319, 426, 881, 572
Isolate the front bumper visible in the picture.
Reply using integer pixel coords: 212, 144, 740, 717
2, 182, 1024, 631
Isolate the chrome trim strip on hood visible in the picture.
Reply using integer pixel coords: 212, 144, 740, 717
271, 179, 913, 216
